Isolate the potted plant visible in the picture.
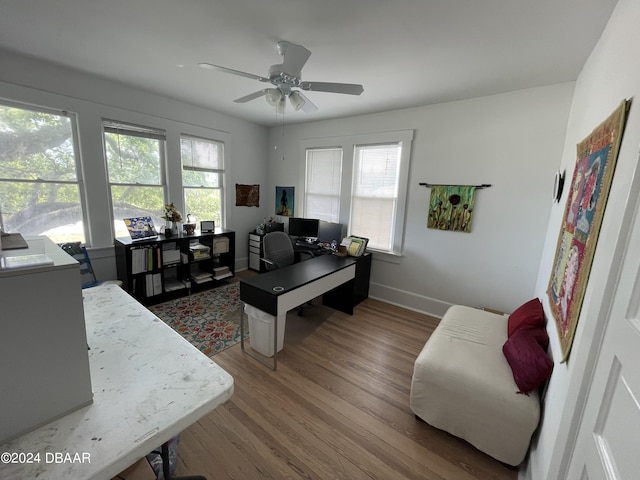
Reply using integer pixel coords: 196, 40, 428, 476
161, 203, 182, 235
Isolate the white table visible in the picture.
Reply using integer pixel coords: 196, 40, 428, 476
0, 285, 234, 480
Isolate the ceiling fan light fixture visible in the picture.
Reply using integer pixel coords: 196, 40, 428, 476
265, 88, 282, 106
289, 91, 306, 111
265, 88, 286, 113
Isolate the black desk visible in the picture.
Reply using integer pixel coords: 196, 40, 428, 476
240, 253, 371, 369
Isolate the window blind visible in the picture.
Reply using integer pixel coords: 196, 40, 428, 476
181, 134, 224, 173
350, 143, 401, 251
305, 148, 342, 223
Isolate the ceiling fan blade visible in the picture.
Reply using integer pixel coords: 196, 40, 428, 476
279, 41, 311, 76
198, 63, 268, 82
234, 89, 269, 103
296, 92, 318, 113
299, 81, 364, 95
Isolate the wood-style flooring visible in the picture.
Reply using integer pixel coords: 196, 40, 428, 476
173, 285, 518, 480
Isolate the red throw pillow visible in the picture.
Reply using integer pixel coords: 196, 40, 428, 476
520, 325, 550, 350
503, 327, 553, 395
507, 298, 544, 337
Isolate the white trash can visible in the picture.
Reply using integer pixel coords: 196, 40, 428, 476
244, 304, 286, 357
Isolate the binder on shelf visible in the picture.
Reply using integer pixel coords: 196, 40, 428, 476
340, 236, 369, 257
153, 272, 162, 296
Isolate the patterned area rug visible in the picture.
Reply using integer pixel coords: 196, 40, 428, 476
148, 283, 244, 356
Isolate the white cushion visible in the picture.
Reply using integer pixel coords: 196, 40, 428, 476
410, 305, 540, 466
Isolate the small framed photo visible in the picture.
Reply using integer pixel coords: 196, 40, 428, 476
200, 220, 215, 232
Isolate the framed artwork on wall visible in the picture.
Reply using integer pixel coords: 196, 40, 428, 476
275, 186, 294, 216
547, 99, 630, 362
235, 184, 260, 207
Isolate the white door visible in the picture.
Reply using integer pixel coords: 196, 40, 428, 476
565, 188, 640, 479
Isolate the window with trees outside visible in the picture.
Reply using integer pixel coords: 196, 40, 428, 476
302, 130, 412, 255
0, 102, 85, 243
103, 121, 166, 238
181, 134, 224, 227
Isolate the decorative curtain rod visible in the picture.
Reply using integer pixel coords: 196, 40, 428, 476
419, 183, 492, 189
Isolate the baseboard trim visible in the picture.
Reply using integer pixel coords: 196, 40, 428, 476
368, 282, 451, 319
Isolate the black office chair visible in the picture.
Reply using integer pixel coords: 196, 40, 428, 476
261, 231, 314, 314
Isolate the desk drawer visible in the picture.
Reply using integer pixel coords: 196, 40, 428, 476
249, 252, 261, 271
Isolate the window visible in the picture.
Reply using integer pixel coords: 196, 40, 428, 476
0, 102, 85, 243
301, 130, 412, 255
180, 134, 224, 226
103, 121, 166, 238
351, 143, 401, 251
304, 148, 342, 223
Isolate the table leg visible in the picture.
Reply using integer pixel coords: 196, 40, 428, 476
161, 441, 206, 480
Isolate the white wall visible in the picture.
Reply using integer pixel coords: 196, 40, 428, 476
0, 48, 269, 277
267, 84, 574, 316
526, 0, 640, 478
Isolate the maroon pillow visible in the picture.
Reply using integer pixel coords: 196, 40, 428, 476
503, 327, 553, 395
507, 298, 544, 337
520, 326, 550, 350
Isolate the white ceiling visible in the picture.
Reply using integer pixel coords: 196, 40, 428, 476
0, 0, 618, 127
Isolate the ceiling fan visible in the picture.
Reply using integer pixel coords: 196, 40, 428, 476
198, 41, 364, 114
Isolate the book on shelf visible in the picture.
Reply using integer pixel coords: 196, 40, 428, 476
190, 265, 213, 283
164, 278, 188, 292
162, 245, 181, 266
191, 275, 213, 284
213, 265, 232, 280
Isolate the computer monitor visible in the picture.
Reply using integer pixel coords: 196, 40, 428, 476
317, 221, 344, 244
288, 217, 319, 239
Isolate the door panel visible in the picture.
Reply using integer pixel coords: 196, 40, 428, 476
566, 188, 640, 479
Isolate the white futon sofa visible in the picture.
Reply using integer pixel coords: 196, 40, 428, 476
410, 302, 552, 466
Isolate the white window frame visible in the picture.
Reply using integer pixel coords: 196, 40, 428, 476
300, 130, 413, 256
180, 133, 226, 227
102, 120, 167, 238
0, 100, 87, 243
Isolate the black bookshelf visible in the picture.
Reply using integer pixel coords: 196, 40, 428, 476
115, 228, 235, 305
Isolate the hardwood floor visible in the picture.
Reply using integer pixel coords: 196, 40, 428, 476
174, 291, 518, 480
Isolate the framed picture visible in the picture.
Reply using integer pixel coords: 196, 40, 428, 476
275, 186, 294, 216
200, 220, 215, 232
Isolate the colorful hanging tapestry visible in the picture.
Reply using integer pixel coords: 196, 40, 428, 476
275, 186, 294, 216
547, 100, 629, 362
427, 185, 477, 232
235, 184, 260, 207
